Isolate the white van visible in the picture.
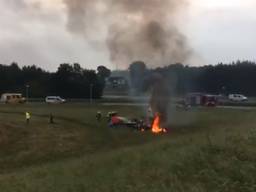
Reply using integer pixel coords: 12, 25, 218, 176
228, 94, 248, 102
1, 93, 26, 104
45, 96, 66, 104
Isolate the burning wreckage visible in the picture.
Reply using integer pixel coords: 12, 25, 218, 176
106, 74, 169, 134
107, 110, 168, 134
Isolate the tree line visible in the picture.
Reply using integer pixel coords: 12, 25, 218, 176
129, 60, 256, 96
1, 60, 256, 98
0, 63, 111, 98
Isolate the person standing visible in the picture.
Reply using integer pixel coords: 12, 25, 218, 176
96, 111, 102, 122
25, 112, 30, 124
49, 114, 54, 124
146, 106, 153, 126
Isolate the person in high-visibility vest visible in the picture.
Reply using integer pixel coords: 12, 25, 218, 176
25, 112, 30, 124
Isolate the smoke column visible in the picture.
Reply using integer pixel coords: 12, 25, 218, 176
63, 0, 191, 68
149, 73, 170, 127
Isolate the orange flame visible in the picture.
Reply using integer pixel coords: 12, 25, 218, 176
152, 114, 165, 134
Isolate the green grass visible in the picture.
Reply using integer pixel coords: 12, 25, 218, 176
0, 103, 255, 191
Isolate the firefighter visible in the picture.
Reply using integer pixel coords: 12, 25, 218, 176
25, 112, 30, 124
96, 111, 102, 122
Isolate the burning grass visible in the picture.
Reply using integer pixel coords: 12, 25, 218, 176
0, 103, 255, 191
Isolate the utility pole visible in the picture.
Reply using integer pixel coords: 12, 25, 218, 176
90, 84, 93, 104
26, 84, 30, 103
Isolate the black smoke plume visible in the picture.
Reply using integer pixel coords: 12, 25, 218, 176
63, 0, 191, 68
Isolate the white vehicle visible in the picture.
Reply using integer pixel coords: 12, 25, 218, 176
45, 96, 66, 104
228, 94, 248, 102
1, 93, 26, 104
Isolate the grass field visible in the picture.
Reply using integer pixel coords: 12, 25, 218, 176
0, 103, 255, 191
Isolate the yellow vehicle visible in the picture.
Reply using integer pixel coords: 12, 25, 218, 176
1, 93, 26, 104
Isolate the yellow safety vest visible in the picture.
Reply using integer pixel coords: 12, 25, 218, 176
26, 112, 30, 119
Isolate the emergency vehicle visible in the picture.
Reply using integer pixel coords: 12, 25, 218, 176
0, 93, 26, 104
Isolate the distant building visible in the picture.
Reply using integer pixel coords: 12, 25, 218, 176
104, 76, 130, 95
106, 76, 128, 89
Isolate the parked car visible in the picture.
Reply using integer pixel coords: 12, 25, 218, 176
1, 93, 26, 104
228, 94, 248, 102
45, 96, 66, 104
